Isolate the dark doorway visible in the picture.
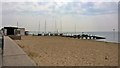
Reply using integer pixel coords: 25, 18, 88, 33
7, 28, 14, 35
4, 27, 18, 35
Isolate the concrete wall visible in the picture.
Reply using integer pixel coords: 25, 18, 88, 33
9, 35, 21, 40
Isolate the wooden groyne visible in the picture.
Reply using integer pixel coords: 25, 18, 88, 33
36, 33, 106, 40
61, 34, 105, 40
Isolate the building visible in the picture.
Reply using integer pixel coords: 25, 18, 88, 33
2, 27, 25, 36
18, 28, 25, 36
3, 27, 18, 36
1, 27, 26, 40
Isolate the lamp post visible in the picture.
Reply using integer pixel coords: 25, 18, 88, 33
113, 29, 115, 41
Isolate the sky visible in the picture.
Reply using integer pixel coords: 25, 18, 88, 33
0, 0, 119, 32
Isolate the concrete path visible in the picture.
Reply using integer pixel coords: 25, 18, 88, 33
3, 36, 36, 66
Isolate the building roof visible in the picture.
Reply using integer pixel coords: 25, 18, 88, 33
4, 27, 18, 29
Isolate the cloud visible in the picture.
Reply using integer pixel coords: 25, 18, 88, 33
53, 2, 118, 15
1, 0, 119, 2
2, 2, 118, 16
79, 2, 118, 15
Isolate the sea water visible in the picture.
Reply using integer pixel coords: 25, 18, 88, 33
85, 32, 119, 43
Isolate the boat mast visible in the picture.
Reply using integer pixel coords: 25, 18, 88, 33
55, 19, 57, 33
60, 19, 62, 33
75, 23, 76, 33
17, 21, 18, 28
38, 21, 40, 34
45, 19, 46, 33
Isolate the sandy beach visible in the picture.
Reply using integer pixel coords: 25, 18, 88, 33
15, 36, 118, 66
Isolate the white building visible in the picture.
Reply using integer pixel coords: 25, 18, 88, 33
18, 28, 25, 36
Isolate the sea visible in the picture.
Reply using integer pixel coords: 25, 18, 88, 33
84, 32, 119, 43
29, 31, 119, 43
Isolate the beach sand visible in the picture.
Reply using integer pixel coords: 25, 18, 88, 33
15, 36, 118, 66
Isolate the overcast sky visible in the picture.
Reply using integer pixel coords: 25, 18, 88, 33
0, 0, 119, 32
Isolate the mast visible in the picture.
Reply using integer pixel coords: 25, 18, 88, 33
38, 21, 40, 34
75, 23, 76, 33
60, 19, 62, 33
17, 21, 18, 28
55, 19, 57, 33
45, 19, 46, 33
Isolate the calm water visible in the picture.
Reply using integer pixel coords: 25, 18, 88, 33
85, 32, 119, 43
29, 31, 119, 43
